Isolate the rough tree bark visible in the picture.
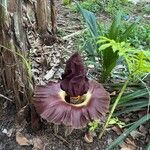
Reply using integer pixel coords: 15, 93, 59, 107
0, 0, 32, 110
36, 0, 57, 45
0, 0, 16, 94
50, 0, 57, 34
36, 0, 48, 32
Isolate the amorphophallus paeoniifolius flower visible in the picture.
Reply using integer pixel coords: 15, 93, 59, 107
33, 52, 110, 129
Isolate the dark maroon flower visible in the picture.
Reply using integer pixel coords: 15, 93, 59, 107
33, 53, 110, 129
60, 52, 89, 97
33, 81, 109, 129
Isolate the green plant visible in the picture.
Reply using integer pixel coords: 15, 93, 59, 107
62, 0, 71, 6
147, 139, 150, 150
108, 117, 125, 128
77, 3, 138, 82
68, 0, 101, 13
98, 37, 150, 139
97, 37, 150, 78
106, 114, 150, 150
112, 87, 150, 106
110, 87, 150, 130
88, 120, 99, 132
77, 5, 150, 145
99, 77, 130, 138
103, 0, 132, 16
77, 3, 98, 37
129, 24, 150, 49
136, 2, 150, 15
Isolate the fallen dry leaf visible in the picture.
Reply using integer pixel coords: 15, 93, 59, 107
32, 137, 45, 150
120, 137, 137, 150
16, 131, 31, 146
125, 138, 137, 147
110, 91, 116, 96
112, 125, 123, 135
84, 133, 93, 143
130, 130, 144, 139
120, 142, 137, 150
121, 148, 135, 150
139, 125, 147, 136
16, 105, 30, 125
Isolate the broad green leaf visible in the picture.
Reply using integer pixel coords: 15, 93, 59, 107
98, 43, 111, 51
114, 101, 149, 116
84, 40, 97, 62
121, 17, 140, 41
114, 88, 150, 105
108, 11, 122, 40
77, 3, 98, 37
117, 99, 148, 107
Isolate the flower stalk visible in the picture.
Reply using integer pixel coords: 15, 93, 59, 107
99, 78, 130, 138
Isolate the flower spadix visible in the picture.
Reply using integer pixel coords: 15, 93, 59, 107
33, 52, 110, 129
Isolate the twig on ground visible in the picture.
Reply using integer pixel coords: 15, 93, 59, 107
0, 94, 14, 102
54, 134, 71, 149
62, 29, 87, 40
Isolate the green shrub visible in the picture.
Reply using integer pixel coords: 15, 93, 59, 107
129, 24, 150, 49
103, 0, 131, 16
68, 0, 102, 13
77, 3, 138, 82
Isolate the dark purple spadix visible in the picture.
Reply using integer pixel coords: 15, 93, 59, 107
60, 52, 89, 97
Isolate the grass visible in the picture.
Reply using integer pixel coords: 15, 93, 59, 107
129, 24, 150, 49
102, 0, 132, 16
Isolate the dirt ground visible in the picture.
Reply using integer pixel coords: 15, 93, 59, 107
0, 99, 119, 150
0, 99, 147, 150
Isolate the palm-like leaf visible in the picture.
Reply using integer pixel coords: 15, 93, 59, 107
77, 3, 98, 37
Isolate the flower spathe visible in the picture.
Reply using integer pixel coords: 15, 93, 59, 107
33, 81, 110, 128
33, 53, 110, 129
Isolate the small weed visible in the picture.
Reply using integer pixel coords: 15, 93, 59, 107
67, 0, 102, 13
101, 0, 132, 17
135, 2, 150, 15
57, 28, 67, 37
129, 24, 150, 49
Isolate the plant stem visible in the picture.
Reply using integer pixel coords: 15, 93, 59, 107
146, 138, 150, 150
99, 78, 130, 138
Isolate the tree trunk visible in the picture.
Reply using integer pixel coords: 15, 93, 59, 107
35, 0, 57, 45
36, 0, 48, 32
0, 0, 33, 110
50, 0, 57, 34
0, 0, 16, 93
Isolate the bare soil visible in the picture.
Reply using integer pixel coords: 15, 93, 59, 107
0, 99, 118, 150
